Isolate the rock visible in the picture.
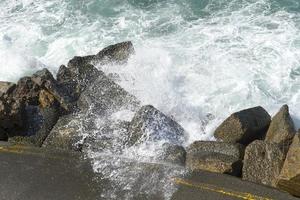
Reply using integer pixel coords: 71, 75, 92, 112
67, 41, 134, 68
77, 70, 140, 115
127, 105, 186, 146
0, 127, 8, 140
13, 77, 40, 105
186, 141, 244, 176
158, 143, 186, 166
277, 133, 300, 197
265, 105, 295, 151
56, 64, 101, 101
82, 120, 131, 153
42, 114, 83, 151
0, 97, 25, 138
242, 140, 285, 187
214, 106, 271, 145
0, 81, 15, 98
32, 68, 72, 111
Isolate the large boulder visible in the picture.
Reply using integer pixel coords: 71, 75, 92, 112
0, 81, 15, 98
127, 105, 186, 146
265, 105, 295, 151
42, 114, 83, 151
0, 97, 25, 139
77, 70, 140, 115
277, 133, 300, 197
186, 141, 244, 176
56, 64, 101, 102
67, 41, 134, 68
242, 140, 285, 187
157, 143, 186, 166
60, 41, 134, 101
12, 77, 40, 105
214, 106, 271, 145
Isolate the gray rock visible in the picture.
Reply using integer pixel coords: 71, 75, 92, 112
277, 133, 300, 197
67, 41, 134, 68
78, 70, 140, 115
265, 105, 295, 151
56, 64, 101, 102
0, 97, 25, 138
186, 141, 244, 176
42, 114, 83, 151
214, 106, 271, 145
32, 68, 72, 112
242, 140, 286, 187
127, 105, 186, 146
13, 77, 40, 105
0, 81, 15, 98
158, 143, 186, 166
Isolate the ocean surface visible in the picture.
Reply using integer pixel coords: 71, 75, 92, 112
1, 0, 300, 199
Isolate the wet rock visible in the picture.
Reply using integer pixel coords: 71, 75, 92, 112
67, 41, 134, 68
13, 77, 40, 105
78, 70, 140, 115
214, 106, 271, 145
158, 143, 186, 166
186, 141, 244, 176
56, 64, 100, 102
82, 120, 131, 153
265, 105, 295, 151
0, 97, 25, 138
277, 133, 300, 197
127, 105, 186, 146
32, 68, 72, 111
0, 127, 8, 140
242, 140, 285, 187
42, 114, 83, 151
0, 81, 15, 98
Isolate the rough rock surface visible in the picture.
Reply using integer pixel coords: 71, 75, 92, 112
42, 114, 83, 151
242, 140, 285, 187
265, 105, 295, 151
214, 106, 271, 145
186, 141, 244, 176
277, 133, 300, 197
77, 70, 140, 115
67, 41, 134, 68
0, 97, 25, 138
158, 143, 186, 166
127, 105, 186, 146
0, 81, 15, 98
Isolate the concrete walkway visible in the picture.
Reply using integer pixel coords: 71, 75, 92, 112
0, 143, 298, 200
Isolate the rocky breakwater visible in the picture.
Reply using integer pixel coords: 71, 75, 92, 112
1, 41, 300, 198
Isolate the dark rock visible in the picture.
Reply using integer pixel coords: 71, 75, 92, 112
0, 81, 16, 98
265, 105, 295, 151
82, 120, 131, 153
67, 41, 134, 68
214, 106, 271, 145
77, 70, 140, 115
242, 140, 285, 187
158, 143, 186, 166
32, 68, 72, 112
127, 105, 186, 146
0, 97, 25, 138
42, 114, 83, 151
277, 133, 300, 197
13, 77, 40, 105
56, 64, 101, 101
0, 127, 8, 140
186, 141, 244, 176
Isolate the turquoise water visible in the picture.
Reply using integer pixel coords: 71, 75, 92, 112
2, 0, 300, 140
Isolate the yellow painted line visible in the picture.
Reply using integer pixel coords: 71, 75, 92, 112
174, 178, 273, 200
0, 145, 70, 160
